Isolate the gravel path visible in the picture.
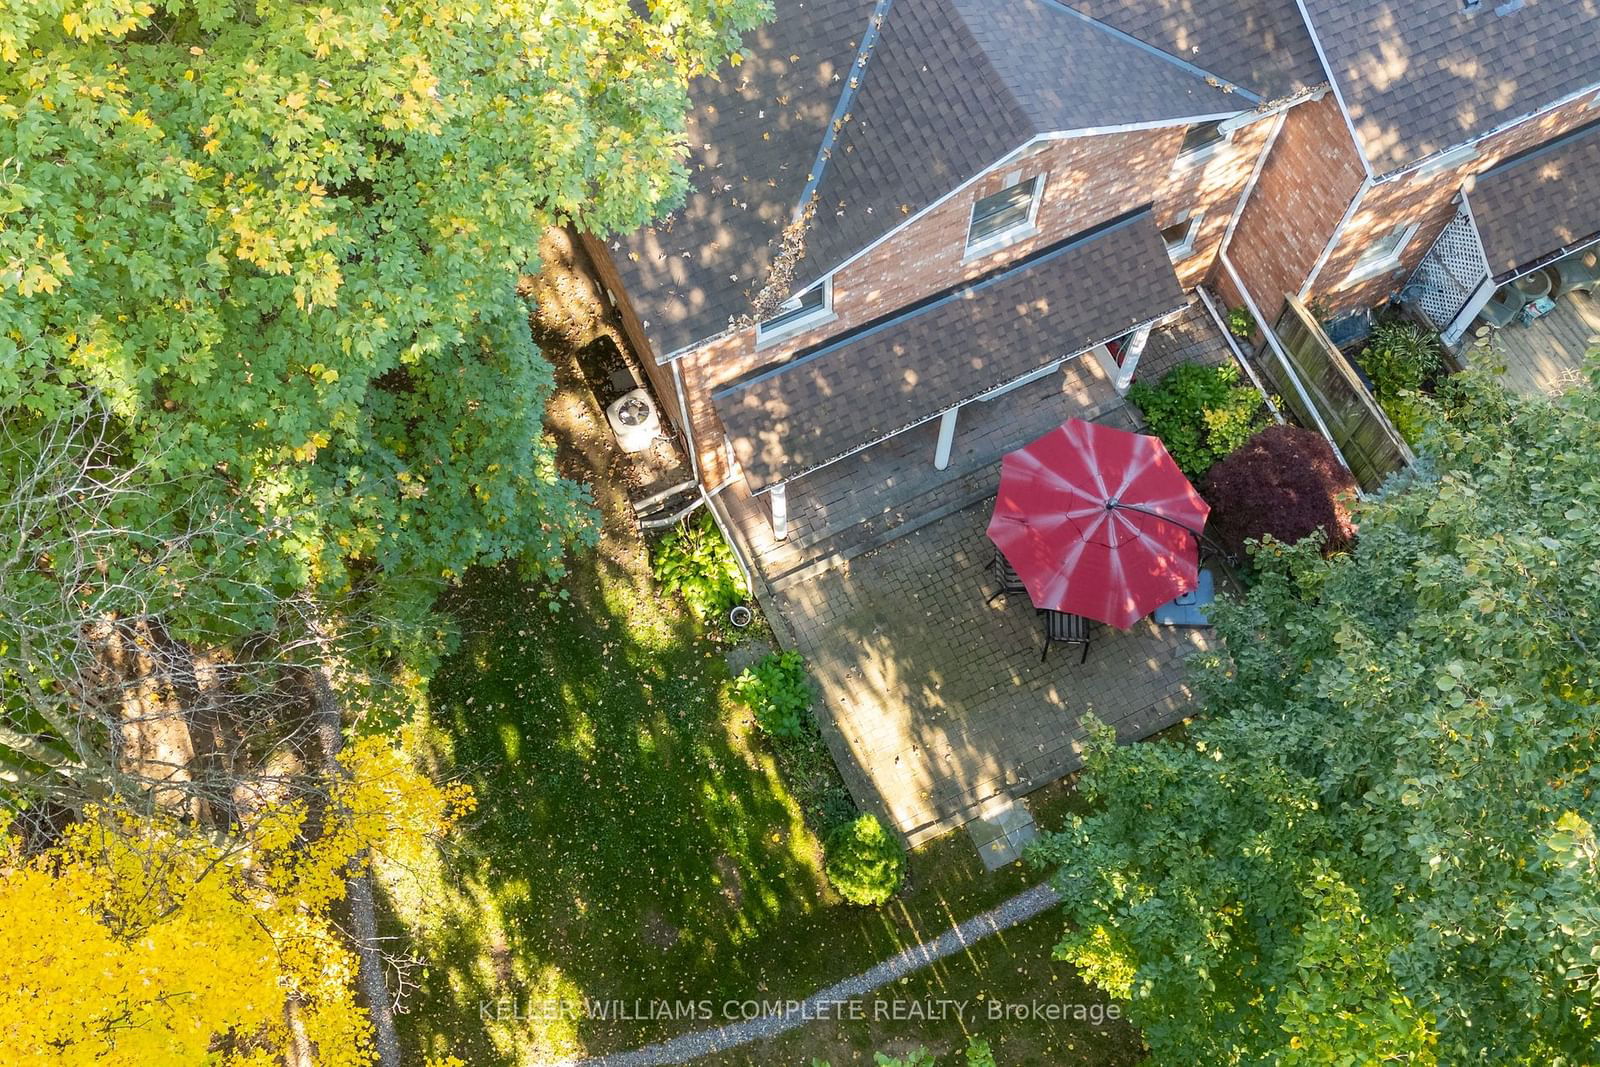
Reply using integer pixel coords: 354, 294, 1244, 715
557, 882, 1061, 1067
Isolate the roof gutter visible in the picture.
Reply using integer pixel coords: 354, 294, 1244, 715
1376, 80, 1600, 184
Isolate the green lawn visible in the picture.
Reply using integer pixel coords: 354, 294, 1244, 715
384, 535, 1136, 1063
388, 541, 831, 1064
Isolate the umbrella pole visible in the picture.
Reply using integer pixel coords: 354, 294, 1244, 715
1107, 501, 1235, 567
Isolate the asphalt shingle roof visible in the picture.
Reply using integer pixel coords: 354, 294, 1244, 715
713, 209, 1186, 490
606, 0, 874, 358
1469, 119, 1600, 280
1299, 0, 1600, 176
611, 0, 1259, 357
1064, 0, 1322, 101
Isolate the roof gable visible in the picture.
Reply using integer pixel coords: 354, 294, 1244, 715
611, 0, 1268, 358
794, 0, 1251, 285
1300, 0, 1600, 175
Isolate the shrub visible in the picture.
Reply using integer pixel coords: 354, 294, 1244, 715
732, 650, 812, 740
1205, 425, 1358, 558
1127, 362, 1271, 478
824, 813, 906, 906
1226, 305, 1256, 339
1361, 320, 1444, 396
650, 509, 746, 620
965, 1038, 997, 1067
1359, 321, 1445, 446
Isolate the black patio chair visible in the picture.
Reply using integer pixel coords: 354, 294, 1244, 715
1039, 609, 1093, 664
986, 547, 1027, 605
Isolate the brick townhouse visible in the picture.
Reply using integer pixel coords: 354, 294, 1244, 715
583, 0, 1600, 558
1221, 0, 1600, 352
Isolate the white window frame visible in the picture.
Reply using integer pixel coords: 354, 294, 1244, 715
1344, 221, 1421, 284
1174, 121, 1234, 168
1161, 210, 1204, 260
963, 173, 1046, 259
755, 277, 834, 347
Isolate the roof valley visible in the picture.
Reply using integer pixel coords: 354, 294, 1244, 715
792, 0, 899, 225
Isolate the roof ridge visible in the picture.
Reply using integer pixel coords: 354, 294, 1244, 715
944, 0, 1049, 133
792, 0, 898, 224
1042, 0, 1262, 105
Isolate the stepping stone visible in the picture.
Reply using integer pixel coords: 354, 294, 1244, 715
967, 795, 1038, 870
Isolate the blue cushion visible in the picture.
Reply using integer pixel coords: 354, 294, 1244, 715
1153, 568, 1215, 626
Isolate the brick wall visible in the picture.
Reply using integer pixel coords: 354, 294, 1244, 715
637, 118, 1276, 488
1310, 90, 1600, 314
1215, 93, 1366, 320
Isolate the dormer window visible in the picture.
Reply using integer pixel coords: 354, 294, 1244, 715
1345, 221, 1421, 283
756, 278, 832, 345
965, 175, 1043, 254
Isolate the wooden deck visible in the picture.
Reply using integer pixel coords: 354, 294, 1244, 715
1471, 290, 1600, 395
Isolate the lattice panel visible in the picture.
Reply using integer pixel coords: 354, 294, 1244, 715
1405, 206, 1489, 329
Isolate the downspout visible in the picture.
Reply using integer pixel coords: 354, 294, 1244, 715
1207, 110, 1286, 422
1196, 286, 1283, 423
1219, 253, 1353, 474
670, 357, 756, 595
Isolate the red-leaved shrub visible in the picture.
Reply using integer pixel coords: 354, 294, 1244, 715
1204, 425, 1358, 557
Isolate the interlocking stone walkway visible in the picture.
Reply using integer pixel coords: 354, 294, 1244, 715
768, 499, 1213, 846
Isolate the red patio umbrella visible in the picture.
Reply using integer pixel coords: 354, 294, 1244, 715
986, 418, 1210, 629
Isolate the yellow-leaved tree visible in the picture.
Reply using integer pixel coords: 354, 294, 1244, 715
0, 733, 473, 1066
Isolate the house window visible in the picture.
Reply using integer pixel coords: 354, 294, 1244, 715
1177, 120, 1229, 163
1345, 222, 1421, 283
965, 175, 1042, 253
1161, 210, 1203, 259
756, 278, 832, 343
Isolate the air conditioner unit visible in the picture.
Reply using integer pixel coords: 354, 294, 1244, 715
605, 388, 661, 453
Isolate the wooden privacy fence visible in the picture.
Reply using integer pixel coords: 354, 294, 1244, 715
1260, 296, 1413, 492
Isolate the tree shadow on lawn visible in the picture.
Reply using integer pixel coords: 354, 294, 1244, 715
380, 543, 1126, 1066
385, 536, 833, 1064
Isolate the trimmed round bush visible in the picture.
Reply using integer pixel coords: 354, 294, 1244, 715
1205, 425, 1358, 558
824, 813, 905, 906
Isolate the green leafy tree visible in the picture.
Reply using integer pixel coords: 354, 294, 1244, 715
0, 0, 767, 638
1038, 368, 1600, 1064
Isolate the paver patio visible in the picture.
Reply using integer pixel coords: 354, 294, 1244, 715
719, 302, 1232, 846
765, 498, 1213, 845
